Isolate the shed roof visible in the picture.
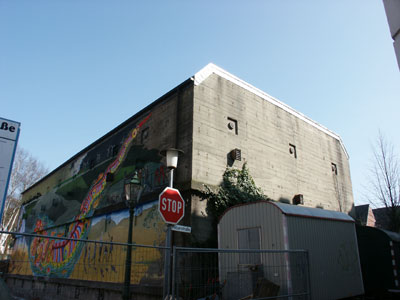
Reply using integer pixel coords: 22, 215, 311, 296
357, 225, 400, 242
220, 201, 355, 223
381, 228, 400, 242
272, 201, 354, 222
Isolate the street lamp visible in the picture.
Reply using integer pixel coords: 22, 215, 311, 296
160, 148, 184, 188
160, 148, 183, 298
122, 171, 143, 300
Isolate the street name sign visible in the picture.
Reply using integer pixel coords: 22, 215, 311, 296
171, 225, 191, 233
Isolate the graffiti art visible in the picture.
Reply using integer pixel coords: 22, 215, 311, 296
27, 114, 153, 277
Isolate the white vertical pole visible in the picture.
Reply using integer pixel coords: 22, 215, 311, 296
164, 168, 174, 299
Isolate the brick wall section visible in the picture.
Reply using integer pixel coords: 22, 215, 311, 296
192, 74, 354, 214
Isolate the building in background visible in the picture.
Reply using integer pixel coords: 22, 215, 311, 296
383, 0, 400, 70
353, 204, 376, 227
373, 206, 396, 231
12, 63, 354, 282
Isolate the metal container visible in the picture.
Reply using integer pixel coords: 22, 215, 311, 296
218, 201, 364, 300
356, 225, 400, 296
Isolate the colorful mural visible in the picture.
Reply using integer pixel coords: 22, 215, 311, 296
10, 201, 166, 284
70, 202, 166, 284
9, 113, 169, 282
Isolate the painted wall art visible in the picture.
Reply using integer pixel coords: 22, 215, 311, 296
10, 113, 169, 283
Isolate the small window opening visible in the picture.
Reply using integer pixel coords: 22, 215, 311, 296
112, 145, 120, 156
227, 117, 238, 135
331, 163, 337, 175
230, 148, 242, 161
89, 159, 95, 169
141, 127, 149, 144
289, 144, 297, 158
293, 194, 304, 205
107, 146, 113, 158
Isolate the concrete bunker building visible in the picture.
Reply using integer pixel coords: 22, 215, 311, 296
17, 64, 354, 278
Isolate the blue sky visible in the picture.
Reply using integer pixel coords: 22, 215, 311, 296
1, 0, 399, 206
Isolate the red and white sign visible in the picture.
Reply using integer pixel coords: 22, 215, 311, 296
158, 187, 185, 224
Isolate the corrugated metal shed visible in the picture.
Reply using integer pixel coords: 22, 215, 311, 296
218, 201, 364, 300
356, 225, 400, 295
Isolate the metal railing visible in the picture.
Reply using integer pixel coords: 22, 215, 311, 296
172, 247, 311, 300
0, 230, 168, 299
0, 231, 311, 300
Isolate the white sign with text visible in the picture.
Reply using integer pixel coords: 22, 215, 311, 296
0, 118, 21, 223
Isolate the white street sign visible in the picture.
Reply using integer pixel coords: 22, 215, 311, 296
171, 224, 191, 233
0, 118, 20, 223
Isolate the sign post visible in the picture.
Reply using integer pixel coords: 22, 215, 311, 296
159, 149, 185, 299
159, 186, 185, 299
0, 118, 20, 225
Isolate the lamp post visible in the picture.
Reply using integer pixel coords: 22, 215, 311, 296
160, 148, 183, 189
122, 172, 143, 300
160, 148, 183, 299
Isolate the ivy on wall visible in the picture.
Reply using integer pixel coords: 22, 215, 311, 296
200, 163, 270, 220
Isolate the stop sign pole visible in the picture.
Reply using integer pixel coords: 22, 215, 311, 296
160, 186, 185, 298
159, 148, 184, 299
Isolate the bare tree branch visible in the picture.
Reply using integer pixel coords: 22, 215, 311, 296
2, 147, 48, 231
368, 132, 400, 231
0, 147, 48, 253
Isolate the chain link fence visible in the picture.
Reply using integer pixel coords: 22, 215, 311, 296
172, 247, 310, 300
0, 231, 168, 299
0, 231, 310, 300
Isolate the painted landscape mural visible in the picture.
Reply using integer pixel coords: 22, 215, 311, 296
9, 114, 169, 283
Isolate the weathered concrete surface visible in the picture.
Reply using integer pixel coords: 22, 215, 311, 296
192, 73, 354, 217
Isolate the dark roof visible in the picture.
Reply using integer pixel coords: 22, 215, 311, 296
357, 224, 400, 242
354, 204, 370, 225
373, 207, 392, 230
381, 228, 400, 242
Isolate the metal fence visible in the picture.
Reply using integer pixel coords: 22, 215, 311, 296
172, 247, 310, 300
0, 231, 168, 299
0, 231, 310, 300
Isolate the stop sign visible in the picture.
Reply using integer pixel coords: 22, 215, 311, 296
158, 187, 185, 224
